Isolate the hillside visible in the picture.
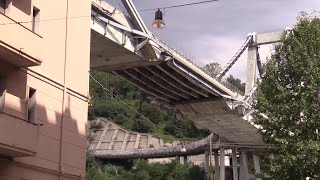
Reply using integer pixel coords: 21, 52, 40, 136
89, 70, 210, 142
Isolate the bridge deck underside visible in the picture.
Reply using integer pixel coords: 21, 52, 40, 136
113, 63, 222, 105
90, 24, 262, 146
90, 30, 160, 71
177, 100, 263, 144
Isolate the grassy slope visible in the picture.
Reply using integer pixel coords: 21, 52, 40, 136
89, 70, 209, 142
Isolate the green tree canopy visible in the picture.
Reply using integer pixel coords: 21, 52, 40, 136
256, 14, 320, 179
226, 74, 245, 92
201, 62, 222, 77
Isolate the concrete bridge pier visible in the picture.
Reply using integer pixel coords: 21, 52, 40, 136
213, 149, 220, 180
204, 149, 210, 180
179, 156, 188, 165
232, 148, 239, 180
219, 147, 226, 180
176, 155, 180, 162
245, 46, 258, 94
253, 154, 262, 180
184, 155, 188, 164
239, 149, 249, 180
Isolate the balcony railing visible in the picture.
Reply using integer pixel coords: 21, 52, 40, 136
0, 91, 39, 157
0, 13, 42, 67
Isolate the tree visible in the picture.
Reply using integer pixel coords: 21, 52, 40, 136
226, 75, 245, 92
201, 62, 222, 77
255, 14, 320, 179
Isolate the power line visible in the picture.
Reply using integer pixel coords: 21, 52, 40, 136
0, 0, 219, 26
139, 0, 219, 12
89, 73, 181, 139
89, 73, 157, 127
0, 16, 90, 26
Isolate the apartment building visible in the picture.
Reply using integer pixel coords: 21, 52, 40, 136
0, 0, 91, 179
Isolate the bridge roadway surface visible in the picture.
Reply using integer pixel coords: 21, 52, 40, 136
89, 0, 267, 157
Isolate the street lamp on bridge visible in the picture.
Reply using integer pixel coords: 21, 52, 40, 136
152, 9, 165, 29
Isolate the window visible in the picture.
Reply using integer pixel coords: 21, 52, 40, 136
0, 0, 6, 14
0, 76, 5, 95
32, 6, 40, 33
27, 87, 36, 122
0, 76, 6, 111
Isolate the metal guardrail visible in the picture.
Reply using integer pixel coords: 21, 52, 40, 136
102, 0, 130, 16
219, 80, 244, 96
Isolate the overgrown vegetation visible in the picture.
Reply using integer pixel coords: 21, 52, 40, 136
86, 157, 205, 180
89, 70, 210, 141
256, 13, 320, 179
201, 62, 245, 91
88, 50, 246, 180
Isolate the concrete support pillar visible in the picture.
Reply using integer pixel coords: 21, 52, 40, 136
253, 154, 262, 180
184, 155, 188, 165
179, 156, 183, 164
176, 155, 180, 162
219, 148, 225, 180
214, 149, 220, 180
205, 149, 210, 180
232, 148, 238, 180
179, 156, 188, 165
239, 150, 249, 180
245, 46, 258, 94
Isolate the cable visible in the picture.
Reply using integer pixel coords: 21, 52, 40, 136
89, 73, 191, 140
0, 0, 219, 26
139, 0, 219, 12
0, 16, 90, 26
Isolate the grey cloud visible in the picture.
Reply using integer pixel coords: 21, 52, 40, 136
131, 0, 320, 81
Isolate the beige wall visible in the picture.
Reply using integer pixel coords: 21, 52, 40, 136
0, 0, 91, 179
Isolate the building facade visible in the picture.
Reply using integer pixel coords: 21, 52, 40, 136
0, 0, 91, 179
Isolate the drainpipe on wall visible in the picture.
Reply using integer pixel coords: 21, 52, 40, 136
59, 0, 69, 179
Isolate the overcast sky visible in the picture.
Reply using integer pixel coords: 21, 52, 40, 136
130, 0, 320, 81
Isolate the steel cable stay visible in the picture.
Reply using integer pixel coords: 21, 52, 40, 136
216, 35, 254, 79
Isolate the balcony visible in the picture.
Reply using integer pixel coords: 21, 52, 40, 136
0, 13, 42, 67
0, 91, 39, 158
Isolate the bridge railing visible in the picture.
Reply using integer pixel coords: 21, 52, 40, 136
99, 0, 129, 16
219, 80, 244, 96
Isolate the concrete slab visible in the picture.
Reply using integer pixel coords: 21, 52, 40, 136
176, 99, 263, 144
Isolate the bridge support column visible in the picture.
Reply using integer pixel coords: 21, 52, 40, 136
219, 147, 225, 180
232, 148, 239, 180
204, 149, 210, 180
214, 149, 220, 180
253, 154, 262, 180
239, 150, 249, 180
176, 155, 180, 162
184, 155, 188, 165
179, 156, 187, 165
245, 46, 258, 94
